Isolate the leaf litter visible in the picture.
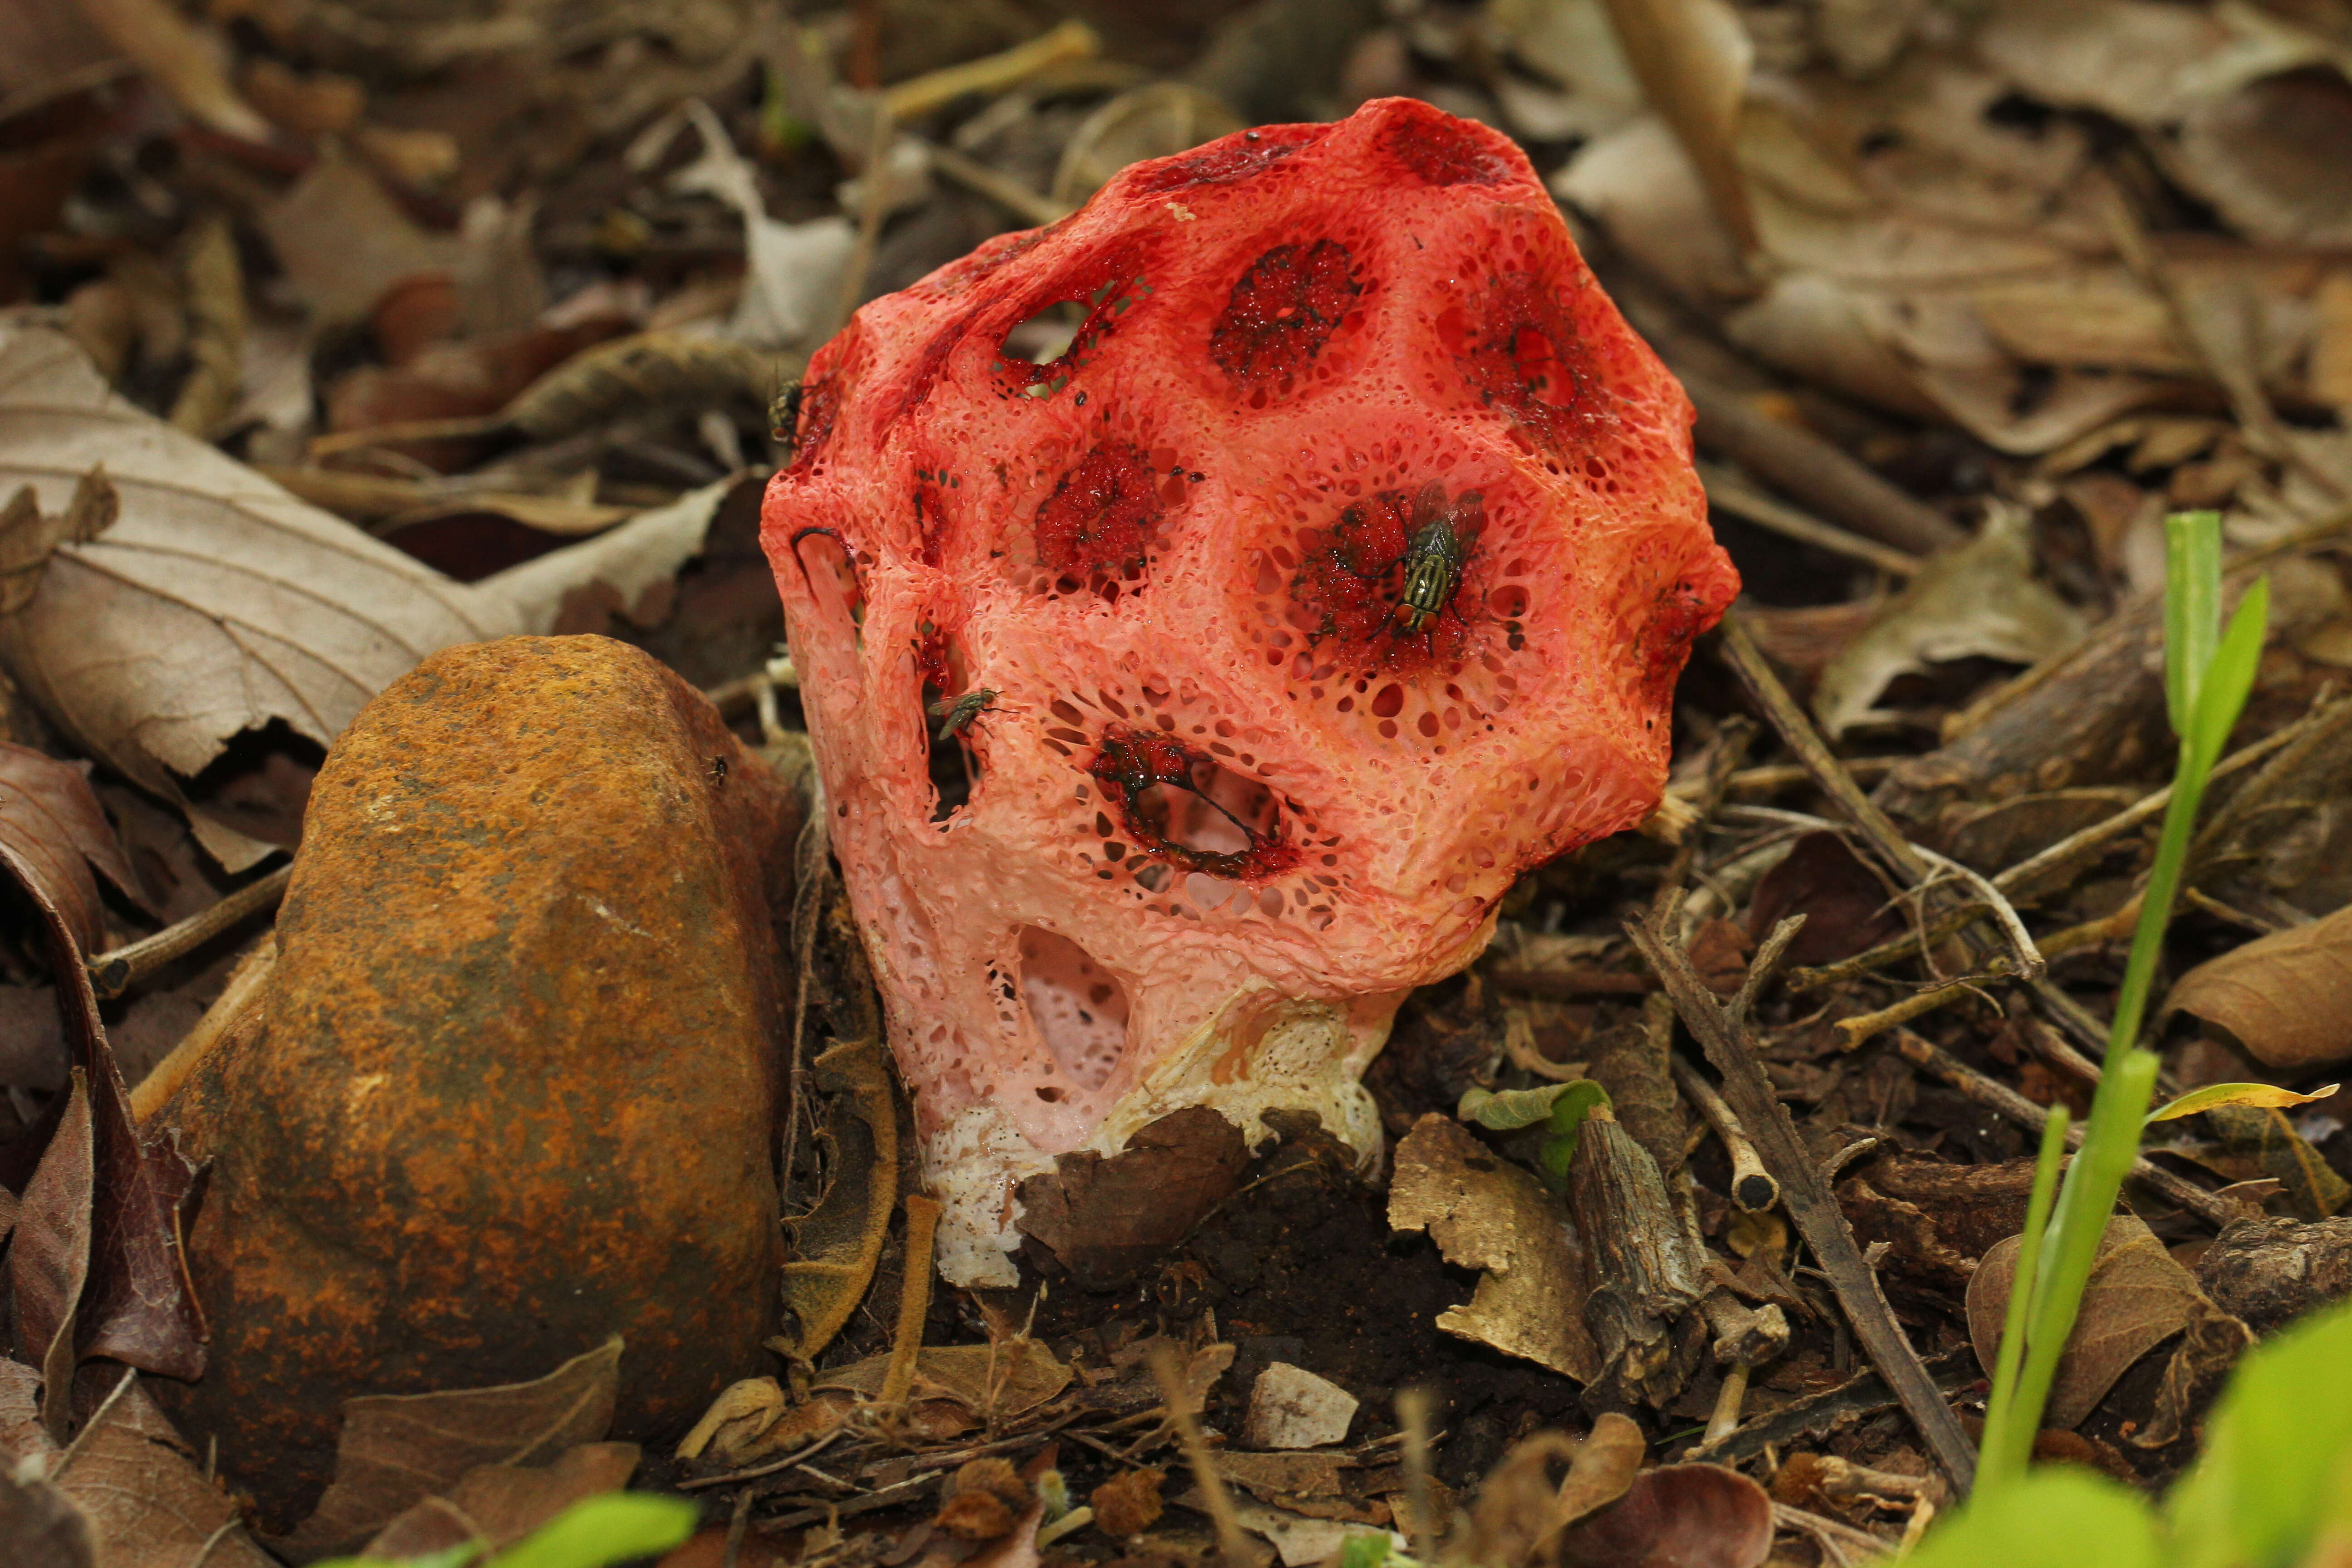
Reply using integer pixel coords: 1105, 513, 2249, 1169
7, 0, 2352, 1563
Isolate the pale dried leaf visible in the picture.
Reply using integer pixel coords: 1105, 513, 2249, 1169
1388, 1114, 1599, 1382
0, 327, 730, 870
51, 1372, 272, 1568
274, 1337, 623, 1558
1967, 1215, 2206, 1429
648, 103, 854, 350
811, 1340, 1072, 1418
0, 324, 505, 867
2169, 902, 2352, 1071
1814, 505, 2087, 735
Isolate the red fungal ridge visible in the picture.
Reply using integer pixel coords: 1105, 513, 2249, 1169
1378, 108, 1513, 186
994, 264, 1148, 399
758, 97, 1742, 1168
788, 376, 839, 471
1033, 443, 1164, 583
1290, 486, 1481, 676
1089, 728, 1300, 882
1441, 272, 1598, 451
1210, 240, 1362, 389
1128, 125, 1328, 193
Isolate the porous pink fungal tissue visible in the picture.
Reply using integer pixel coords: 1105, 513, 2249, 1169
762, 96, 1738, 1284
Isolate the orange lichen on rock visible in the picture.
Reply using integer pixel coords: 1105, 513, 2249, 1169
149, 637, 797, 1532
761, 97, 1737, 1284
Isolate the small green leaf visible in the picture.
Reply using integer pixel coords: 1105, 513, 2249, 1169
2147, 1080, 2337, 1124
2166, 1296, 2352, 1568
1903, 1468, 2156, 1568
489, 1495, 699, 1568
1337, 1532, 1396, 1568
308, 1548, 479, 1568
1458, 1080, 1602, 1132
1535, 1080, 1612, 1186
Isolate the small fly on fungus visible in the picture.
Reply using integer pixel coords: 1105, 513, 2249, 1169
769, 379, 804, 446
1393, 482, 1483, 635
929, 688, 998, 740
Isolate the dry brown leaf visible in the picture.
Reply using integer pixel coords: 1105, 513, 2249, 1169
0, 741, 147, 954
359, 1441, 642, 1559
1556, 1463, 1772, 1568
273, 1337, 622, 1559
1813, 505, 2087, 735
0, 327, 735, 869
50, 1372, 272, 1568
774, 1036, 898, 1362
71, 0, 267, 141
1387, 1114, 1599, 1382
813, 1340, 1073, 1417
1015, 1106, 1249, 1289
2186, 1105, 2351, 1220
1552, 1412, 1646, 1535
1967, 1215, 2206, 1429
2168, 903, 2352, 1071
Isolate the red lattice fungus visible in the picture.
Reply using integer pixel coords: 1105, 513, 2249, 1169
762, 98, 1737, 1284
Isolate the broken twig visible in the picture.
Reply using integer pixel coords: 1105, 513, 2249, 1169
1630, 900, 1978, 1493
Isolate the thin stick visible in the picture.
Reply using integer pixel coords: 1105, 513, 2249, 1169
88, 863, 290, 1000
878, 1194, 941, 1408
1397, 1388, 1437, 1559
1631, 902, 1978, 1493
1885, 1029, 2233, 1226
1700, 464, 1924, 578
128, 937, 273, 1124
1718, 617, 1929, 885
1669, 1055, 1777, 1212
1725, 758, 1901, 796
919, 139, 1070, 227
1147, 1344, 1254, 1568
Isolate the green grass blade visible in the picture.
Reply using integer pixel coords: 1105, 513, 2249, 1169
2164, 510, 2222, 733
2004, 1047, 2162, 1482
489, 1495, 699, 1568
2188, 575, 2268, 771
1977, 1104, 2070, 1494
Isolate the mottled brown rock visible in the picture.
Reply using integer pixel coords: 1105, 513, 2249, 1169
150, 636, 798, 1533
2198, 1216, 2352, 1334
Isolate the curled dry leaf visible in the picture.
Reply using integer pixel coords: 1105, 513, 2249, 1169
774, 1036, 898, 1362
4, 810, 206, 1420
272, 1337, 623, 1559
1967, 1215, 2210, 1430
1555, 1463, 1773, 1568
2150, 1081, 2341, 1122
1387, 1113, 1600, 1382
2167, 902, 2352, 1071
1813, 506, 2087, 737
0, 326, 739, 868
0, 740, 149, 953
